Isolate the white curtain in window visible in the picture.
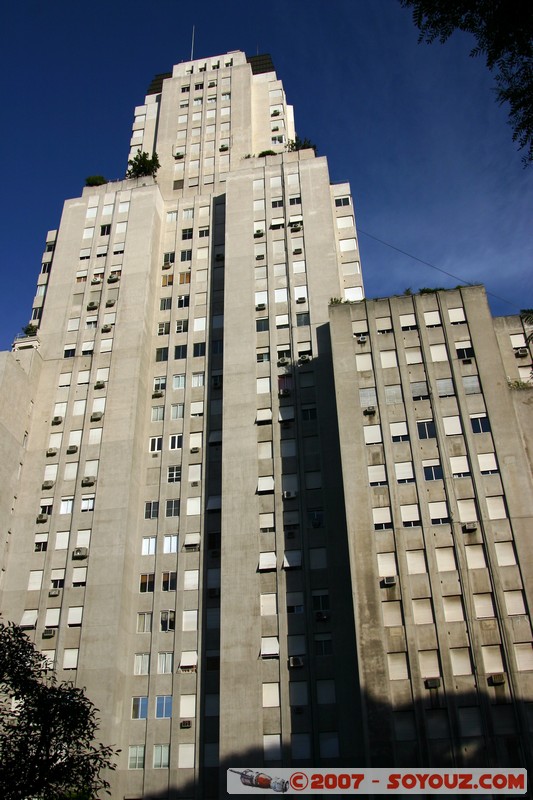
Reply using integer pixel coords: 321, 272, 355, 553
387, 652, 408, 680
395, 461, 413, 481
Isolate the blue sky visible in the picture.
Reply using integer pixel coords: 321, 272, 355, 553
1, 0, 531, 351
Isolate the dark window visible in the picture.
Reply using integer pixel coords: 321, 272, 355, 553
64, 347, 76, 358
296, 312, 310, 327
100, 224, 111, 236
256, 318, 269, 332
160, 298, 172, 311
163, 252, 175, 265
193, 342, 206, 357
272, 199, 283, 208
289, 196, 301, 205
157, 322, 170, 335
156, 347, 168, 362
165, 499, 180, 517
169, 434, 183, 450
335, 197, 350, 207
139, 573, 155, 593
471, 416, 491, 434
41, 263, 51, 274
144, 501, 159, 519
156, 695, 172, 718
162, 571, 177, 591
199, 227, 209, 238
182, 228, 193, 240
180, 250, 192, 262
167, 466, 181, 483
314, 636, 333, 656
411, 381, 429, 401
417, 420, 436, 440
456, 345, 475, 359
174, 345, 187, 359
177, 295, 190, 308
160, 611, 175, 631
212, 340, 223, 354
424, 464, 443, 481
302, 406, 317, 421
46, 242, 55, 252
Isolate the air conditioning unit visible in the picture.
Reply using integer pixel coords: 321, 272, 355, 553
291, 225, 302, 233
282, 491, 296, 500
162, 262, 171, 270
51, 416, 63, 426
299, 354, 310, 363
383, 576, 396, 587
255, 254, 265, 260
293, 248, 303, 255
42, 628, 56, 639
278, 357, 289, 366
101, 324, 112, 333
107, 275, 119, 284
42, 480, 54, 490
462, 522, 478, 533
66, 445, 78, 454
73, 547, 88, 560
87, 302, 98, 311
190, 446, 200, 454
425, 677, 441, 689
174, 152, 184, 160
288, 656, 304, 669
36, 514, 48, 524
208, 588, 220, 598
364, 406, 376, 416
191, 481, 199, 487
91, 278, 102, 285
94, 381, 105, 390
462, 358, 472, 365
46, 448, 58, 457
515, 348, 528, 357
357, 335, 367, 344
254, 230, 264, 238
295, 297, 306, 304
180, 720, 192, 729
256, 303, 266, 311
48, 589, 60, 597
90, 412, 103, 422
219, 144, 229, 152
315, 612, 330, 623
152, 390, 164, 398
105, 299, 115, 307
81, 477, 95, 487
278, 389, 290, 397
489, 673, 506, 686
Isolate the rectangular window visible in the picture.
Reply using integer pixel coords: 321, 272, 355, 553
165, 499, 180, 517
140, 573, 155, 593
462, 375, 481, 394
137, 612, 152, 633
395, 461, 414, 483
142, 536, 156, 555
193, 342, 206, 357
169, 434, 182, 450
423, 459, 443, 480
153, 744, 170, 769
160, 611, 175, 632
156, 347, 168, 362
390, 422, 409, 442
436, 378, 454, 397
149, 436, 162, 453
174, 345, 187, 359
144, 501, 159, 519
134, 653, 150, 675
471, 414, 490, 434
411, 381, 429, 400
160, 298, 172, 311
128, 745, 145, 770
417, 419, 436, 439
162, 571, 177, 591
151, 406, 164, 422
131, 697, 148, 719
363, 424, 382, 444
167, 465, 181, 483
156, 695, 172, 718
443, 415, 462, 435
384, 384, 402, 404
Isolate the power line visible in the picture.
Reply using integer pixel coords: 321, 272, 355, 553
358, 228, 520, 311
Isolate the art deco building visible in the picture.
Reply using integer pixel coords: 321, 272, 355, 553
0, 50, 532, 800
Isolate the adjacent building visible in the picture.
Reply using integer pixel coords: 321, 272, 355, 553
0, 50, 532, 799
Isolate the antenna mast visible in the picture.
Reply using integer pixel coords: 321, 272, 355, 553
190, 25, 195, 61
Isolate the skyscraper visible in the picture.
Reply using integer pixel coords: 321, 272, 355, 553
1, 50, 532, 799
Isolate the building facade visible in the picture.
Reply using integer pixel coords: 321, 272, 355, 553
1, 51, 532, 799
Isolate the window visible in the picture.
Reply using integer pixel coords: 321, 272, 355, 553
448, 307, 466, 324
462, 375, 481, 394
144, 501, 159, 519
167, 465, 181, 484
428, 501, 450, 525
72, 567, 87, 587
443, 596, 464, 622
471, 414, 490, 434
373, 507, 392, 530
193, 342, 206, 357
60, 496, 74, 514
160, 611, 175, 632
149, 436, 162, 453
443, 415, 462, 436
380, 350, 398, 369
180, 250, 192, 262
256, 317, 269, 332
153, 376, 166, 393
169, 434, 182, 450
413, 598, 434, 624
174, 344, 187, 359
191, 371, 204, 387
473, 593, 495, 619
163, 252, 175, 266
157, 322, 170, 336
177, 294, 190, 308
151, 406, 164, 422
315, 634, 333, 656
158, 652, 173, 673
390, 422, 409, 442
162, 571, 177, 592
423, 459, 443, 480
424, 310, 441, 328
335, 197, 350, 207
364, 424, 382, 444
297, 312, 310, 326
430, 344, 448, 362
153, 744, 170, 769
132, 697, 148, 719
134, 653, 150, 675
435, 547, 456, 572
411, 381, 429, 400
387, 652, 408, 680
368, 464, 387, 486
399, 313, 417, 331
140, 573, 154, 593
156, 696, 172, 718
156, 347, 168, 362
359, 387, 377, 407
450, 456, 470, 477
436, 377, 455, 397
128, 745, 145, 770
478, 453, 498, 474
456, 340, 474, 359
163, 534, 178, 554
401, 505, 421, 527
142, 536, 156, 555
100, 224, 111, 236
395, 461, 414, 483
165, 499, 180, 517
160, 298, 172, 311
137, 612, 152, 633
384, 384, 402, 404
417, 419, 436, 439
80, 495, 95, 512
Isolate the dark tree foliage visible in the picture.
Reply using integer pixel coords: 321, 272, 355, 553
0, 621, 118, 800
85, 176, 107, 187
125, 149, 161, 178
520, 308, 533, 343
399, 0, 533, 163
287, 135, 318, 154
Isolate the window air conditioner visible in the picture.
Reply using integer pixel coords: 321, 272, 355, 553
357, 335, 367, 344
293, 248, 303, 255
298, 354, 310, 363
278, 357, 289, 366
383, 576, 396, 586
364, 406, 376, 416
315, 612, 330, 622
291, 225, 302, 233
105, 299, 115, 308
191, 481, 199, 487
101, 325, 112, 333
66, 445, 78, 454
73, 547, 88, 560
42, 628, 56, 639
107, 275, 119, 283
174, 152, 184, 160
489, 673, 506, 686
152, 390, 164, 398
462, 522, 478, 533
81, 477, 95, 487
254, 230, 264, 238
36, 514, 48, 524
51, 416, 63, 425
42, 480, 54, 490
288, 656, 304, 668
295, 297, 306, 304
46, 448, 58, 457
87, 302, 98, 311
425, 677, 441, 689
256, 303, 266, 311
90, 412, 103, 422
180, 720, 192, 729
190, 447, 200, 454
91, 278, 102, 285
48, 589, 60, 597
515, 348, 528, 357
255, 254, 265, 260
162, 262, 172, 270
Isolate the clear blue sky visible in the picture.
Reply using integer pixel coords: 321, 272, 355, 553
1, 0, 531, 351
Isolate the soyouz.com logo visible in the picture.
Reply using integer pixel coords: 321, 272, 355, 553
227, 768, 527, 794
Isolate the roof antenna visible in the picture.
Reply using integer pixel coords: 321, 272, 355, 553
191, 25, 195, 60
